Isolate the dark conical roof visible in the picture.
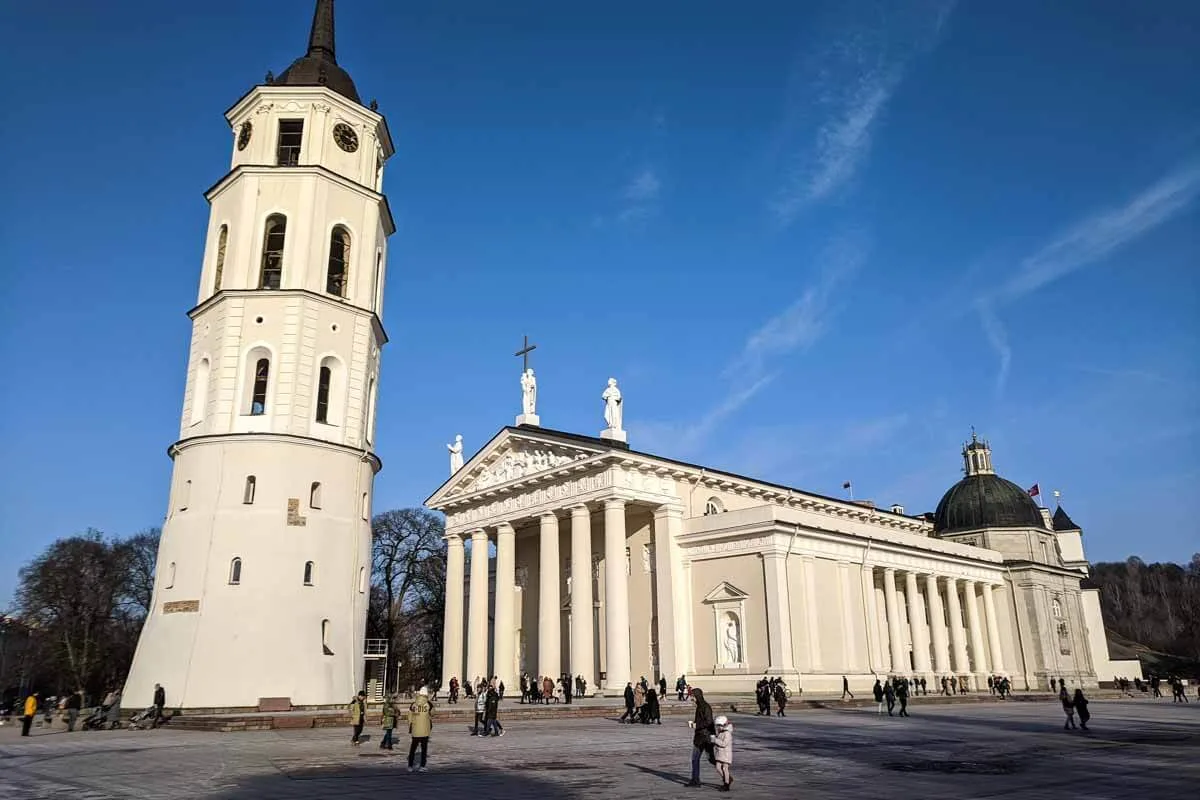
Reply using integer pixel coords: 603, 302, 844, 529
272, 0, 361, 104
1052, 505, 1081, 531
933, 474, 1047, 534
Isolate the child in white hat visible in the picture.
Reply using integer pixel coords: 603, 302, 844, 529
709, 715, 734, 791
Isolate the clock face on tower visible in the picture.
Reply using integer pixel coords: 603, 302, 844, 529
333, 123, 359, 153
237, 121, 253, 151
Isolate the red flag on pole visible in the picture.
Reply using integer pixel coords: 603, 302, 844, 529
1027, 483, 1040, 498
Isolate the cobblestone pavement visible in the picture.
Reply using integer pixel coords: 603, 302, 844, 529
0, 700, 1195, 799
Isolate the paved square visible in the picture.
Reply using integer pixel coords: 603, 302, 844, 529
0, 700, 1195, 799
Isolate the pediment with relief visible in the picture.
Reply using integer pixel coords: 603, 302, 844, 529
439, 435, 601, 501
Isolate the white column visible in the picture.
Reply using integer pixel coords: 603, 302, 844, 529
883, 568, 904, 674
982, 582, 1006, 674
493, 522, 516, 690
904, 571, 931, 674
762, 551, 795, 672
652, 505, 686, 682
944, 577, 970, 675
838, 562, 860, 671
441, 532, 466, 688
603, 498, 631, 692
963, 579, 989, 678
569, 504, 595, 688
466, 528, 490, 684
926, 573, 951, 675
801, 556, 822, 670
862, 565, 884, 673
538, 512, 561, 680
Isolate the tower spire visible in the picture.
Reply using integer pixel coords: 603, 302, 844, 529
307, 0, 337, 62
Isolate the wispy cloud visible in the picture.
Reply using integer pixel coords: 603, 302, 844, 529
616, 167, 661, 224
977, 161, 1200, 391
729, 233, 867, 379
771, 1, 956, 225
639, 233, 869, 456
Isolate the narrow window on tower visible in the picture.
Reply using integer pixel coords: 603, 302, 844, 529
259, 215, 286, 289
315, 365, 332, 423
165, 562, 176, 589
310, 481, 322, 509
243, 475, 256, 504
276, 119, 303, 166
212, 224, 228, 294
373, 251, 383, 311
358, 566, 367, 593
365, 376, 377, 444
326, 226, 350, 297
251, 358, 270, 415
322, 619, 334, 655
190, 358, 210, 426
304, 561, 315, 586
179, 479, 191, 512
229, 557, 242, 585
361, 492, 369, 520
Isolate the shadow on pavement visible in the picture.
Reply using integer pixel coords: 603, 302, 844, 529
211, 761, 588, 799
624, 761, 691, 786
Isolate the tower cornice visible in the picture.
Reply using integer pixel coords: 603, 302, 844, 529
203, 164, 396, 237
224, 86, 395, 159
187, 288, 389, 345
168, 431, 383, 474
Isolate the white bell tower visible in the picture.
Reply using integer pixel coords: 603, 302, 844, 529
122, 0, 395, 709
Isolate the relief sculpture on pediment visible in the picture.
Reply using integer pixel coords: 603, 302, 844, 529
469, 446, 585, 491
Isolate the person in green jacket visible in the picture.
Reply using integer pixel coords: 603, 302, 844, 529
348, 690, 366, 746
407, 687, 433, 772
380, 694, 398, 750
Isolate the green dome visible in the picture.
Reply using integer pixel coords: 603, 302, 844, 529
933, 473, 1046, 534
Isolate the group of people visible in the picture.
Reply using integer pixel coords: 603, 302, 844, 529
14, 683, 167, 736
349, 688, 435, 772
619, 676, 665, 724
517, 673, 587, 704
754, 677, 789, 716
1140, 675, 1194, 702
987, 675, 1013, 698
871, 676, 914, 717
1058, 685, 1092, 730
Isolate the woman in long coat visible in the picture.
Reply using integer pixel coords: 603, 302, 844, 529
1073, 689, 1090, 730
687, 688, 716, 787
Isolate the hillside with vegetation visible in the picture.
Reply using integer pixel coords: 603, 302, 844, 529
1091, 555, 1200, 673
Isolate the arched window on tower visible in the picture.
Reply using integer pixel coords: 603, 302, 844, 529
321, 619, 334, 655
315, 365, 332, 423
358, 566, 367, 593
243, 475, 256, 504
704, 497, 724, 516
212, 224, 228, 294
251, 358, 270, 415
190, 358, 210, 426
310, 481, 322, 509
304, 561, 315, 586
165, 562, 176, 589
259, 214, 286, 289
326, 226, 350, 297
229, 557, 242, 585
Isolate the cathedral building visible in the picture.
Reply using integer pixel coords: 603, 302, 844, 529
430, 404, 1127, 694
123, 1, 392, 708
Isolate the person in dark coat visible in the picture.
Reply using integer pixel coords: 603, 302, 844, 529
773, 680, 787, 717
643, 688, 661, 724
152, 684, 166, 728
659, 676, 668, 697
687, 688, 716, 787
872, 679, 884, 715
1073, 689, 1090, 730
883, 680, 896, 716
620, 683, 636, 723
896, 679, 910, 717
483, 685, 504, 736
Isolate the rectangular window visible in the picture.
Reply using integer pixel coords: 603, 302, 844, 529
276, 120, 304, 166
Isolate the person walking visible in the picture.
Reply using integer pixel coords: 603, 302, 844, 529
620, 682, 636, 724
841, 676, 854, 700
873, 679, 884, 714
484, 683, 504, 736
152, 684, 166, 728
773, 679, 788, 717
449, 677, 459, 704
65, 691, 82, 732
380, 694, 398, 750
644, 687, 662, 724
1073, 689, 1090, 731
677, 674, 688, 701
686, 688, 716, 787
709, 715, 735, 792
348, 690, 367, 746
896, 679, 910, 717
883, 680, 896, 716
1059, 686, 1076, 730
472, 684, 486, 736
21, 692, 37, 737
633, 681, 646, 722
659, 676, 668, 698
407, 687, 433, 772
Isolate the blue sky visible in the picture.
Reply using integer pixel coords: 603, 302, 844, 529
1, 0, 1198, 603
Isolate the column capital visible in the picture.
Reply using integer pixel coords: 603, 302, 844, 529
495, 521, 515, 535
652, 503, 685, 519
882, 565, 896, 576
469, 528, 489, 542
567, 502, 591, 514
445, 532, 465, 546
603, 497, 627, 511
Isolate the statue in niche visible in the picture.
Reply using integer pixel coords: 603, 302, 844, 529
602, 378, 623, 430
521, 368, 537, 416
447, 434, 464, 474
723, 614, 742, 665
